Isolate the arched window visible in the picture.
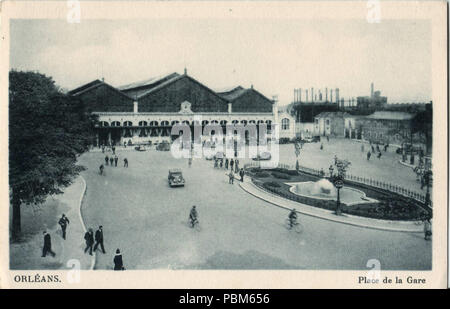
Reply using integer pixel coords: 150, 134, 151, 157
281, 118, 290, 130
138, 121, 147, 127
111, 121, 120, 127
161, 121, 170, 127
99, 121, 109, 127
123, 121, 132, 127
149, 121, 158, 127
202, 120, 209, 126
220, 120, 227, 126
171, 120, 180, 126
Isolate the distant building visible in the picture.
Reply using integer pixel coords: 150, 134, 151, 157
359, 111, 416, 144
356, 82, 388, 113
277, 105, 296, 140
313, 112, 351, 137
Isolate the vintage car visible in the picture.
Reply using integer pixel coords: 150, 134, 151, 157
213, 151, 225, 160
156, 141, 171, 151
252, 151, 272, 161
168, 168, 185, 187
134, 145, 146, 151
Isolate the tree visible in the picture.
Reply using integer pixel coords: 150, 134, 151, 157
411, 106, 432, 154
9, 71, 97, 239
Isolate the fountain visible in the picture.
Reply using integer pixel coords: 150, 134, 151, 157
287, 179, 378, 206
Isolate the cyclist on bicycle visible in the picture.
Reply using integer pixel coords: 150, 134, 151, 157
99, 164, 104, 175
189, 205, 198, 226
288, 208, 298, 227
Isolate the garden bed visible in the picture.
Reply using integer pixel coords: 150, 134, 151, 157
246, 167, 431, 221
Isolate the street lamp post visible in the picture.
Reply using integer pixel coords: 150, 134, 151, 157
329, 157, 350, 216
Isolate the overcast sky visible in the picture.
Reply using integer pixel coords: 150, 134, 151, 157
10, 18, 431, 105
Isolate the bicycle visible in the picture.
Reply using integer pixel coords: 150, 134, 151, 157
188, 217, 201, 231
285, 218, 303, 234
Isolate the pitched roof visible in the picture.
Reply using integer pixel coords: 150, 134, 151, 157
68, 79, 133, 100
365, 111, 416, 120
119, 73, 181, 99
315, 112, 351, 118
216, 86, 246, 100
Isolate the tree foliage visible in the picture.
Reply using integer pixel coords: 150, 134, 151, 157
9, 70, 97, 238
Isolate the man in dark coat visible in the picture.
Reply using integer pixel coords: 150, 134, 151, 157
42, 231, 56, 257
94, 226, 106, 254
109, 156, 114, 166
113, 249, 124, 270
235, 159, 239, 173
114, 155, 118, 167
230, 158, 234, 171
105, 155, 109, 165
124, 158, 128, 168
112, 146, 116, 155
84, 228, 94, 256
225, 158, 229, 169
367, 151, 372, 160
239, 168, 245, 182
58, 214, 70, 240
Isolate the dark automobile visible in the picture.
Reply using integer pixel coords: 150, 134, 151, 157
134, 145, 146, 151
168, 168, 185, 187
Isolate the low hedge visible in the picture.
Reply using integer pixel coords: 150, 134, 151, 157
271, 171, 290, 180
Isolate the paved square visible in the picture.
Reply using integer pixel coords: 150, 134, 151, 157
79, 141, 431, 270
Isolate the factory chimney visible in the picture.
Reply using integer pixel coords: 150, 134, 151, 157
371, 82, 374, 98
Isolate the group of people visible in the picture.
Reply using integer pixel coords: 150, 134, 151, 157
99, 155, 128, 175
41, 214, 124, 270
41, 213, 70, 257
214, 156, 240, 173
362, 142, 388, 161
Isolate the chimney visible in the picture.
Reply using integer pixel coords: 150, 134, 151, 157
306, 89, 309, 102
299, 88, 302, 102
335, 88, 340, 104
325, 88, 328, 102
371, 82, 374, 98
311, 87, 314, 103
330, 89, 333, 103
184, 67, 187, 75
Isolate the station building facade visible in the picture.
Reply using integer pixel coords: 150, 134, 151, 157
69, 71, 284, 146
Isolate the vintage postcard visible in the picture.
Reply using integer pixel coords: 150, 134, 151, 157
0, 0, 447, 290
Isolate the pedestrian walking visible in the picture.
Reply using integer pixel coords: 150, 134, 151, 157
94, 225, 106, 254
84, 228, 94, 256
99, 164, 105, 175
371, 145, 375, 153
239, 168, 245, 182
235, 159, 239, 173
58, 214, 70, 240
114, 155, 118, 167
42, 231, 56, 257
114, 249, 125, 270
228, 170, 234, 184
326, 135, 329, 142
112, 146, 116, 155
105, 155, 109, 166
230, 158, 234, 171
367, 151, 371, 160
320, 143, 323, 150
188, 157, 192, 168
219, 158, 223, 168
123, 158, 128, 168
377, 152, 382, 159
225, 158, 229, 169
214, 159, 218, 168
109, 156, 114, 166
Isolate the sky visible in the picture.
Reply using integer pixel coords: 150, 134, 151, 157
10, 18, 431, 105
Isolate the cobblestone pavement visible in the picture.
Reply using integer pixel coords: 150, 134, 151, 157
78, 144, 431, 270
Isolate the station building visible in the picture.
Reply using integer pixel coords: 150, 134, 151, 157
69, 70, 285, 146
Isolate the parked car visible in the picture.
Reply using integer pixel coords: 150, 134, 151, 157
214, 151, 225, 160
252, 151, 272, 161
156, 141, 171, 151
134, 145, 146, 151
168, 168, 185, 187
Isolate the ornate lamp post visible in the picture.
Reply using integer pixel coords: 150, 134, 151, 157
329, 158, 350, 216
